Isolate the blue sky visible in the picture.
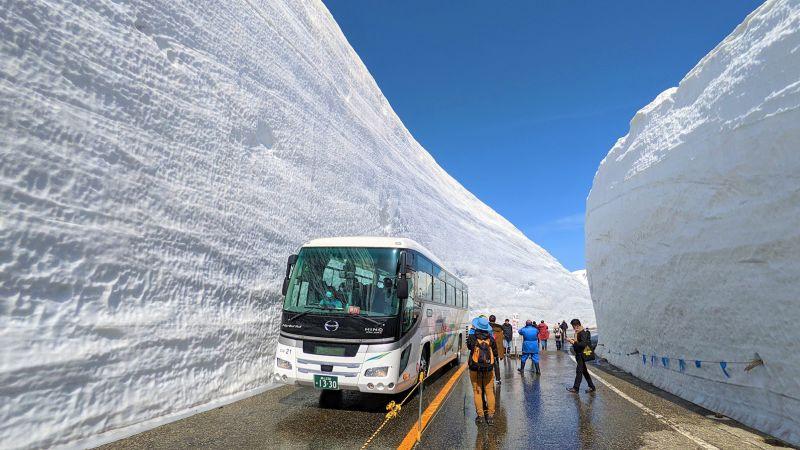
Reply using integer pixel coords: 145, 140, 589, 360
324, 1, 763, 270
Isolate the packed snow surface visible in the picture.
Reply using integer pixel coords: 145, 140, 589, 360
571, 269, 588, 287
586, 0, 800, 445
0, 0, 592, 447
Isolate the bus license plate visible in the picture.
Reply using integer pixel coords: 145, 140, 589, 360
314, 375, 339, 390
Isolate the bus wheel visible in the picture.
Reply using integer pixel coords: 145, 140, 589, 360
455, 335, 463, 366
419, 346, 429, 380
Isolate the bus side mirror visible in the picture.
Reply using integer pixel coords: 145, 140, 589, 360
281, 278, 290, 297
397, 277, 409, 300
282, 254, 298, 296
399, 250, 413, 273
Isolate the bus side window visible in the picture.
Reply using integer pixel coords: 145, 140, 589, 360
401, 297, 417, 334
416, 257, 433, 301
416, 271, 432, 300
432, 265, 445, 304
433, 277, 444, 304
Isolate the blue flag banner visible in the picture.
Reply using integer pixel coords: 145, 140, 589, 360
695, 360, 702, 368
651, 355, 656, 366
662, 357, 669, 368
720, 362, 730, 378
679, 359, 686, 372
642, 354, 647, 365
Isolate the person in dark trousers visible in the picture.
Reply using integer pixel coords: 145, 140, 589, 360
517, 320, 540, 374
501, 319, 513, 355
488, 315, 506, 384
566, 319, 596, 393
554, 325, 563, 351
537, 320, 550, 351
467, 316, 500, 425
559, 320, 569, 350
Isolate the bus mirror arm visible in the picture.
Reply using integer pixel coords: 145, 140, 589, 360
281, 254, 298, 296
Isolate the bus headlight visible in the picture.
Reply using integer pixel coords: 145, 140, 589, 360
276, 358, 292, 370
364, 366, 389, 377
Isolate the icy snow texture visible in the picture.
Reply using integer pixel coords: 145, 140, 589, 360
586, 0, 800, 445
571, 269, 588, 287
0, 0, 592, 447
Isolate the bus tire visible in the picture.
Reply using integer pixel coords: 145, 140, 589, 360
455, 334, 463, 366
419, 344, 430, 380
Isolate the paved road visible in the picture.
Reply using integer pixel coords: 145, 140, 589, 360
101, 349, 789, 450
418, 351, 789, 449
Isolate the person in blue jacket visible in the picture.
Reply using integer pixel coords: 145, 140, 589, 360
517, 320, 541, 374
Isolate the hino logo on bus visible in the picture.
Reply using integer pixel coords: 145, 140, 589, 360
324, 320, 339, 332
364, 327, 384, 334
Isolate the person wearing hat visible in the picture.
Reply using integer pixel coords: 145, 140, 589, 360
467, 316, 499, 425
517, 320, 541, 374
468, 314, 488, 336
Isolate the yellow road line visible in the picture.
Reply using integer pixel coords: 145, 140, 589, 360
397, 363, 467, 450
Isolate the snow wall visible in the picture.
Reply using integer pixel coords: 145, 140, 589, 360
586, 0, 800, 445
571, 269, 588, 287
0, 0, 593, 447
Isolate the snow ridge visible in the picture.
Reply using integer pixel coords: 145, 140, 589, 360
571, 269, 588, 287
586, 0, 800, 445
0, 0, 592, 447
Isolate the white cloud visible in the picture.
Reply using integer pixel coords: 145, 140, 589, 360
533, 212, 585, 234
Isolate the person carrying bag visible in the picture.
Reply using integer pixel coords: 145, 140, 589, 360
467, 316, 499, 425
567, 318, 596, 393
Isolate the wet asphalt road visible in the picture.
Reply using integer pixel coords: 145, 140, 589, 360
101, 348, 790, 450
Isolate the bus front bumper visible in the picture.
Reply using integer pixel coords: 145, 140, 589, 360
272, 344, 416, 394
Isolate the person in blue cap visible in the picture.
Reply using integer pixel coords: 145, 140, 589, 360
517, 320, 541, 374
467, 316, 499, 425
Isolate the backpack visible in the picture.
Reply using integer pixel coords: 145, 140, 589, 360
469, 336, 495, 371
581, 330, 596, 362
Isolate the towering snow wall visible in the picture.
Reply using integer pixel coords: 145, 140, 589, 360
586, 0, 800, 445
0, 0, 592, 447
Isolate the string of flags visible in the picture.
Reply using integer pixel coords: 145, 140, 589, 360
598, 346, 762, 379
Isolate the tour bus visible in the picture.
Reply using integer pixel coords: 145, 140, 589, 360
272, 237, 469, 394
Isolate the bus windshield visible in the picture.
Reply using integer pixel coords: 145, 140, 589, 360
284, 247, 402, 317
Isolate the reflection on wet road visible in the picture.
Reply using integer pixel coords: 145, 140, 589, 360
101, 350, 788, 449
419, 351, 786, 449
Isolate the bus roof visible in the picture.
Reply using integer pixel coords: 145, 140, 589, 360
302, 236, 448, 273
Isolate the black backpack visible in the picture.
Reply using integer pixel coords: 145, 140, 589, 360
469, 335, 495, 371
581, 330, 596, 362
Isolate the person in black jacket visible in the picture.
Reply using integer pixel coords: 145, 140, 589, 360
566, 318, 596, 393
559, 320, 568, 350
501, 319, 513, 355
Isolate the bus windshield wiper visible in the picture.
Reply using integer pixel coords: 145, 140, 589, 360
350, 314, 384, 326
287, 311, 310, 322
287, 306, 327, 322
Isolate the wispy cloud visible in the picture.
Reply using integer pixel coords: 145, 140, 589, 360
531, 212, 585, 234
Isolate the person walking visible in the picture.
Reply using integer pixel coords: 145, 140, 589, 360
537, 320, 550, 351
488, 315, 506, 384
559, 320, 569, 350
501, 319, 513, 356
553, 325, 563, 351
467, 316, 499, 425
567, 318, 596, 393
517, 320, 540, 374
